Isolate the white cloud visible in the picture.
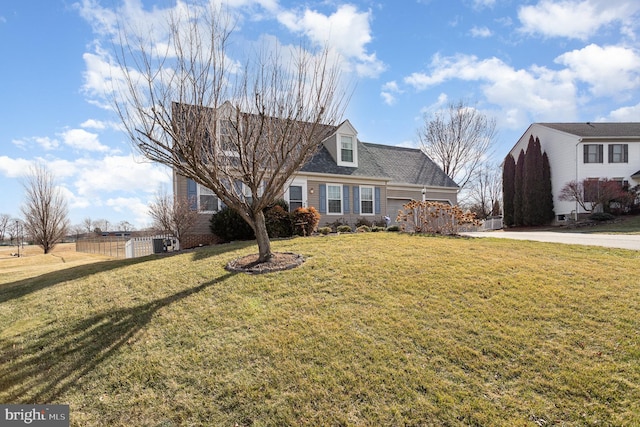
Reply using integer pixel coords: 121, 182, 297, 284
72, 155, 170, 197
470, 26, 492, 38
278, 4, 385, 77
381, 81, 403, 105
555, 44, 640, 97
404, 53, 578, 129
80, 119, 107, 130
81, 50, 117, 101
34, 137, 60, 151
11, 136, 60, 151
59, 186, 91, 210
0, 156, 33, 178
59, 128, 110, 152
606, 103, 640, 121
106, 196, 152, 226
473, 0, 497, 8
518, 0, 640, 40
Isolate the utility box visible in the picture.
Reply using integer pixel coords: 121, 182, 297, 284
152, 238, 165, 254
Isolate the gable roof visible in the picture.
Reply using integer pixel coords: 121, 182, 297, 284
301, 140, 458, 188
537, 122, 640, 139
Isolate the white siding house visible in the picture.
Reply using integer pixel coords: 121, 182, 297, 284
509, 123, 640, 221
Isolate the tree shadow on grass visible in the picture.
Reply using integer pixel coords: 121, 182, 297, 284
0, 241, 255, 305
0, 272, 236, 403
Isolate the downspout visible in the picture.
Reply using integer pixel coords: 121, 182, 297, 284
575, 138, 582, 220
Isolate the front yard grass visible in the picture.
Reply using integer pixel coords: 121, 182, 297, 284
1, 234, 639, 426
573, 214, 640, 234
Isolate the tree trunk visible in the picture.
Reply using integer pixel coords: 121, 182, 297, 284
253, 210, 272, 263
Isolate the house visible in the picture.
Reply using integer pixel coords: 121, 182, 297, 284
509, 122, 640, 222
174, 112, 458, 246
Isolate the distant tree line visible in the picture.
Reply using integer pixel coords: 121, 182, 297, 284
502, 135, 554, 227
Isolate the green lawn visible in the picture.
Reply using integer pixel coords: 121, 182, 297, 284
1, 234, 639, 426
556, 214, 640, 234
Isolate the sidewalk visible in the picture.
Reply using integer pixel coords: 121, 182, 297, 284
461, 230, 640, 250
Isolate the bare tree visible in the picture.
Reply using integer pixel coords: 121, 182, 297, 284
71, 224, 86, 237
82, 217, 93, 233
559, 178, 627, 214
467, 162, 502, 219
20, 163, 69, 254
118, 221, 135, 232
0, 213, 10, 242
112, 3, 348, 263
418, 100, 496, 190
92, 219, 109, 234
148, 190, 197, 246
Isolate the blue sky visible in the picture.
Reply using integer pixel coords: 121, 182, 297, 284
2, 0, 640, 229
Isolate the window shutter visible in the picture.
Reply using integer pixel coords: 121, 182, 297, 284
319, 184, 326, 213
187, 179, 197, 211
343, 186, 350, 213
608, 144, 613, 163
353, 186, 360, 214
624, 144, 628, 162
374, 187, 381, 214
583, 145, 588, 163
598, 144, 603, 163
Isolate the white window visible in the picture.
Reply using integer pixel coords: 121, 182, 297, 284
341, 135, 354, 163
327, 184, 342, 214
609, 144, 628, 163
584, 144, 603, 163
288, 185, 303, 212
198, 185, 219, 212
360, 186, 374, 215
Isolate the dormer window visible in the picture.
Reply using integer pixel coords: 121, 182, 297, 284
326, 120, 358, 167
341, 136, 354, 163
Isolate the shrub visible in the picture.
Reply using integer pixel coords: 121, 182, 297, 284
356, 225, 371, 233
210, 200, 294, 242
371, 226, 384, 232
318, 226, 332, 235
209, 207, 255, 242
292, 206, 321, 236
324, 218, 347, 232
396, 201, 481, 235
265, 205, 293, 238
337, 225, 352, 233
355, 217, 372, 228
386, 225, 400, 232
589, 212, 615, 222
373, 217, 388, 227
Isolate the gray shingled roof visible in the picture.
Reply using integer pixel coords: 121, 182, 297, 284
539, 122, 640, 138
301, 141, 458, 188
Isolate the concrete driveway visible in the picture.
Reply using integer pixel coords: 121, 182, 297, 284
461, 230, 640, 250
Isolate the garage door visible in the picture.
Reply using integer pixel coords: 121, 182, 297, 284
387, 199, 411, 224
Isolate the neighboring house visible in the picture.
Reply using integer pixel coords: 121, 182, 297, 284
509, 122, 640, 222
174, 113, 458, 245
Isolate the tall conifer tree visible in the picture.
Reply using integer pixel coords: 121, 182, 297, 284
542, 150, 555, 222
502, 154, 516, 227
513, 150, 525, 226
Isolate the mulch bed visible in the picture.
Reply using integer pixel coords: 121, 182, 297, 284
225, 252, 305, 274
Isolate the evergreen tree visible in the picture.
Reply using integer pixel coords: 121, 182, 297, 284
502, 154, 516, 227
522, 136, 535, 225
524, 136, 547, 225
513, 150, 525, 226
542, 151, 555, 222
